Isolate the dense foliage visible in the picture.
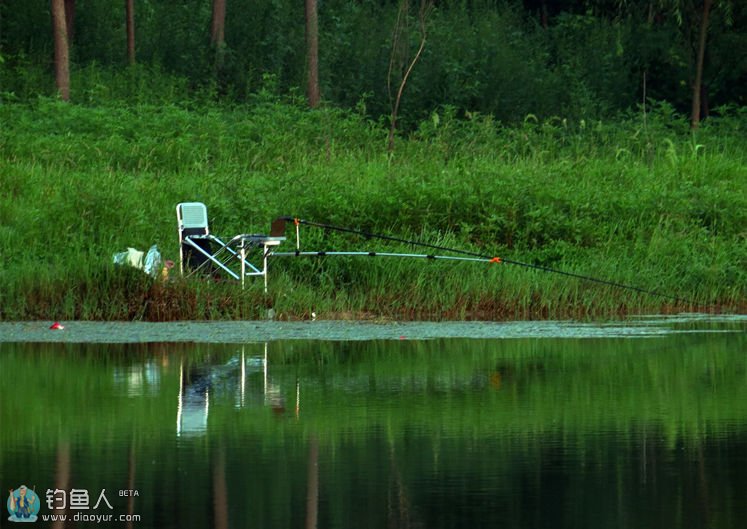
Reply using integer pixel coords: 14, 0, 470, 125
1, 0, 746, 123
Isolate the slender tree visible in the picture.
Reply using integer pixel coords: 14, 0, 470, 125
690, 0, 713, 127
126, 0, 135, 65
211, 0, 227, 76
653, 0, 731, 127
611, 0, 731, 127
211, 0, 226, 47
51, 0, 70, 101
64, 0, 75, 41
305, 0, 320, 108
387, 0, 433, 152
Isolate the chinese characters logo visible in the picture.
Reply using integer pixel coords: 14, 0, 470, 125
45, 488, 114, 511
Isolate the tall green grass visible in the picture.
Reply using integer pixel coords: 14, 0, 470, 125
0, 97, 745, 320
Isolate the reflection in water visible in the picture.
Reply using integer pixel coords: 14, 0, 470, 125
305, 436, 319, 529
1, 328, 746, 529
388, 441, 422, 529
238, 344, 269, 408
51, 441, 70, 529
126, 442, 136, 529
213, 447, 229, 529
176, 343, 295, 436
114, 360, 161, 397
176, 359, 210, 437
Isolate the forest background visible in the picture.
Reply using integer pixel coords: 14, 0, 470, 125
2, 0, 747, 122
0, 0, 745, 320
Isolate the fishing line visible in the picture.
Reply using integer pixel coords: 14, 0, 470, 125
276, 216, 703, 308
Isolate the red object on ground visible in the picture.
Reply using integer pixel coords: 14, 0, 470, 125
50, 322, 64, 330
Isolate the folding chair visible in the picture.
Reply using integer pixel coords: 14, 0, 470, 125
176, 202, 285, 292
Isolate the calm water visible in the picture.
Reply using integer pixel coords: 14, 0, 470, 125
1, 318, 746, 528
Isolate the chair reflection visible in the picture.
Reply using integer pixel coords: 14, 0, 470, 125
176, 360, 210, 437
176, 343, 298, 437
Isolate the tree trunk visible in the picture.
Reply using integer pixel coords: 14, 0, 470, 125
211, 0, 226, 47
126, 0, 135, 65
51, 0, 70, 101
387, 0, 431, 153
700, 82, 709, 119
691, 0, 712, 129
64, 0, 75, 41
540, 0, 548, 29
305, 0, 320, 108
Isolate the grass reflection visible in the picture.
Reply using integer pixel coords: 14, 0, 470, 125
1, 334, 746, 529
1, 334, 745, 450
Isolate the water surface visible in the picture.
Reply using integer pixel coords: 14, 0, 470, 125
1, 317, 745, 528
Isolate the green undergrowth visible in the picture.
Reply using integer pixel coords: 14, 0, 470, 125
0, 98, 745, 320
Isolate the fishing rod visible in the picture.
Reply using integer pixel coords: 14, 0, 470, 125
272, 250, 498, 264
272, 216, 702, 308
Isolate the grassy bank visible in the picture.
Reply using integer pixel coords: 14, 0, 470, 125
0, 97, 745, 320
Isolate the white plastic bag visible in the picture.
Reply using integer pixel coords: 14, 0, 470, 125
113, 245, 162, 278
143, 245, 163, 277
